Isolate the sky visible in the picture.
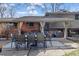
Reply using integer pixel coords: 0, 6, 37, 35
14, 3, 47, 17
1, 3, 79, 18
15, 3, 79, 17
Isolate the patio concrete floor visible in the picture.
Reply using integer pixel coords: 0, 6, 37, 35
0, 38, 79, 56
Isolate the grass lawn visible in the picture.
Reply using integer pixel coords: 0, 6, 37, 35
64, 49, 79, 56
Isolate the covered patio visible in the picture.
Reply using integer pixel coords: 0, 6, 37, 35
0, 16, 75, 56
0, 16, 74, 40
16, 16, 74, 39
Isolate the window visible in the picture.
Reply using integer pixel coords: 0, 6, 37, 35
75, 14, 79, 20
13, 23, 17, 28
27, 22, 34, 26
14, 23, 17, 26
68, 29, 79, 37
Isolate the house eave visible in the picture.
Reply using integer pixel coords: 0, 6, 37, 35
0, 17, 74, 22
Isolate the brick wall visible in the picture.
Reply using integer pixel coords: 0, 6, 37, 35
21, 22, 40, 32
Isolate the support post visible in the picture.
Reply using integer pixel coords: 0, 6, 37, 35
18, 22, 23, 35
40, 22, 45, 35
64, 21, 68, 39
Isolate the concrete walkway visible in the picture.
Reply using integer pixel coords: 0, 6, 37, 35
0, 38, 78, 56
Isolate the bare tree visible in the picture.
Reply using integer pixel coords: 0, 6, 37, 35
51, 3, 64, 12
8, 7, 16, 18
0, 3, 7, 18
7, 4, 16, 18
43, 3, 48, 13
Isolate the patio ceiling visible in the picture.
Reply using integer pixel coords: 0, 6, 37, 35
14, 17, 74, 22
0, 16, 74, 22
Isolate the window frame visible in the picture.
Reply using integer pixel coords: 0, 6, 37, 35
75, 14, 79, 20
27, 22, 34, 27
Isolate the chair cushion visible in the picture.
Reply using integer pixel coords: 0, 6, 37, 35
37, 33, 45, 41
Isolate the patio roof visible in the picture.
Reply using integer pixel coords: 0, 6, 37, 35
0, 18, 15, 22
0, 17, 74, 22
0, 12, 76, 22
15, 17, 74, 22
45, 12, 79, 15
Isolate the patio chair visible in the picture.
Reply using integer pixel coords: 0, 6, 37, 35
36, 33, 47, 52
11, 34, 17, 48
44, 31, 48, 38
46, 32, 53, 47
15, 34, 27, 50
26, 33, 37, 56
27, 33, 37, 48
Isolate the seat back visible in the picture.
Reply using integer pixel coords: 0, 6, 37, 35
11, 34, 18, 42
37, 33, 45, 41
16, 35, 26, 43
27, 33, 36, 42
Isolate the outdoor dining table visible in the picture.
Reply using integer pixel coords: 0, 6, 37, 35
25, 34, 38, 48
10, 33, 47, 56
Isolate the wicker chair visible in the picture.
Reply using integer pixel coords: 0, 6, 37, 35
15, 34, 27, 50
36, 33, 47, 49
11, 34, 17, 48
26, 33, 37, 56
27, 33, 36, 48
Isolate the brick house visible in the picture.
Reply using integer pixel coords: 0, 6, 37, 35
0, 12, 79, 39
